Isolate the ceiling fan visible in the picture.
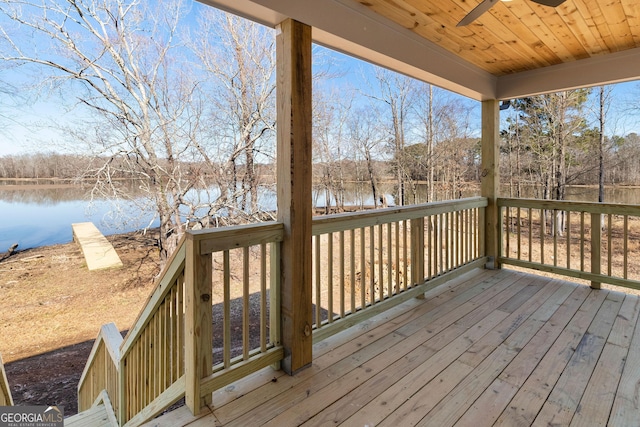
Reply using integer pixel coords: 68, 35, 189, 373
456, 0, 567, 27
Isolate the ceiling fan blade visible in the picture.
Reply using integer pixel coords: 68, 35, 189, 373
530, 0, 567, 6
457, 0, 500, 27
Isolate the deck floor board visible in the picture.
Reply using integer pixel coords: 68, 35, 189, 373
147, 268, 640, 427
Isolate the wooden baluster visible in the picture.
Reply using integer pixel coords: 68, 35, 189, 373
269, 241, 281, 371
328, 233, 334, 323
340, 230, 345, 318
591, 213, 601, 289
608, 214, 613, 277
314, 236, 321, 328
580, 212, 585, 271
260, 243, 267, 352
243, 247, 250, 361
566, 211, 571, 270
350, 229, 356, 313
624, 215, 628, 279
360, 228, 366, 309
410, 217, 425, 288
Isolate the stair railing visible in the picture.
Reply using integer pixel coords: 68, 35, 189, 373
78, 236, 187, 426
0, 353, 13, 406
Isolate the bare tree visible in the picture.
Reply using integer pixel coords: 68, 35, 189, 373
367, 68, 417, 206
509, 90, 590, 235
312, 88, 353, 212
615, 133, 640, 184
0, 0, 278, 259
1, 0, 195, 257
190, 10, 276, 216
427, 84, 434, 202
348, 105, 386, 208
413, 85, 478, 201
593, 85, 615, 204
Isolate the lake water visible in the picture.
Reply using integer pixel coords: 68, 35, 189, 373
1, 182, 639, 251
0, 186, 160, 251
0, 181, 394, 251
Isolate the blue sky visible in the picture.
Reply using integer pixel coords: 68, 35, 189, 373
2, 76, 637, 158
0, 0, 639, 157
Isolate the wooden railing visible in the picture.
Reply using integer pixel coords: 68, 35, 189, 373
187, 222, 283, 412
78, 324, 122, 414
79, 223, 284, 425
118, 239, 187, 426
78, 200, 494, 424
498, 198, 640, 290
0, 353, 12, 406
78, 236, 187, 426
311, 197, 488, 341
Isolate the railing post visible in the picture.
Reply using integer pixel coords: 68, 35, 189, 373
410, 218, 425, 290
118, 355, 125, 425
590, 213, 601, 289
184, 233, 213, 414
481, 99, 501, 269
270, 241, 282, 371
276, 18, 313, 374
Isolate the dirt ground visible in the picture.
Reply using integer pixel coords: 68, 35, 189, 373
0, 231, 161, 415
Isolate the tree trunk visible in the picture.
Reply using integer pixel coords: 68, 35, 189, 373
428, 84, 434, 202
365, 149, 380, 208
598, 86, 605, 204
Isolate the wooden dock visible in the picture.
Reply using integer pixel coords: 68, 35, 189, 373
72, 222, 123, 271
147, 268, 640, 426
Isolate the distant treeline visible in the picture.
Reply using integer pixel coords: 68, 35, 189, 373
2, 134, 640, 191
0, 153, 87, 180
0, 153, 276, 182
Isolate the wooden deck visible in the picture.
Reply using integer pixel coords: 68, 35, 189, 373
146, 268, 640, 427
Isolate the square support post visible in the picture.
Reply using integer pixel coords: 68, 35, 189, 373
481, 99, 501, 269
276, 18, 313, 374
184, 233, 213, 414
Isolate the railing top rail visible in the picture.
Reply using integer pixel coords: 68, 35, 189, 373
498, 197, 640, 215
187, 222, 284, 255
312, 197, 487, 236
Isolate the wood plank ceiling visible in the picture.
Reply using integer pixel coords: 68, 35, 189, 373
201, 0, 640, 100
356, 0, 640, 76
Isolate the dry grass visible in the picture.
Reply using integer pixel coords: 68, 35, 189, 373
0, 232, 161, 363
502, 210, 640, 295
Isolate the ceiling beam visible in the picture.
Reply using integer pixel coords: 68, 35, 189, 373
497, 47, 640, 99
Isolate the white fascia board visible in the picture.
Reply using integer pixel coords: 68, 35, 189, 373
197, 0, 286, 28
198, 0, 497, 101
497, 47, 640, 99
